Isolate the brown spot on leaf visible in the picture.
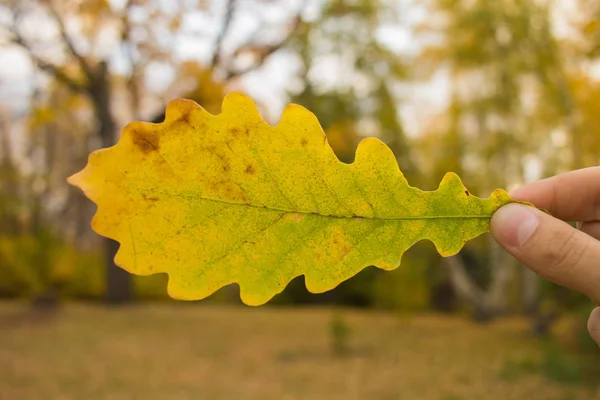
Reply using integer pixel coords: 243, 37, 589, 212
222, 164, 230, 172
142, 194, 159, 202
244, 127, 250, 136
132, 128, 160, 154
245, 164, 255, 175
210, 179, 227, 191
465, 191, 470, 196
300, 137, 308, 147
229, 126, 241, 136
179, 109, 192, 124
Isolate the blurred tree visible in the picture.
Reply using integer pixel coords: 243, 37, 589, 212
418, 0, 579, 320
570, 0, 600, 167
291, 0, 413, 173
276, 0, 421, 306
0, 108, 19, 236
0, 0, 302, 303
1, 0, 597, 313
0, 104, 76, 304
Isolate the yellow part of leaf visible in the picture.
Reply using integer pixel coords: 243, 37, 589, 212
69, 92, 529, 306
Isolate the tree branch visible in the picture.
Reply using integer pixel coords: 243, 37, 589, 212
210, 0, 238, 68
224, 15, 302, 80
120, 0, 141, 118
149, 3, 303, 123
8, 34, 89, 95
4, 3, 90, 95
0, 112, 12, 166
45, 0, 94, 81
443, 255, 484, 306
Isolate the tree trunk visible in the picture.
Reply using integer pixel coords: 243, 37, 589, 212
444, 239, 516, 322
484, 237, 515, 314
104, 238, 132, 303
445, 255, 484, 306
522, 268, 540, 315
93, 62, 133, 304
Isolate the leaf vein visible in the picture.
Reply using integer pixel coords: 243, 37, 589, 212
200, 212, 286, 269
155, 190, 495, 220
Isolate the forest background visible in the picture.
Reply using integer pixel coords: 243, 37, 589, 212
0, 1, 599, 398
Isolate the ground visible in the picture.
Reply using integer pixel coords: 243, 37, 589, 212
0, 302, 598, 400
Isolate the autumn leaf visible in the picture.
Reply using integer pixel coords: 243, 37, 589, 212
68, 93, 530, 306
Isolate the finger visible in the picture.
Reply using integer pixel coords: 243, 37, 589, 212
491, 204, 600, 305
578, 221, 600, 241
589, 308, 600, 347
509, 167, 600, 222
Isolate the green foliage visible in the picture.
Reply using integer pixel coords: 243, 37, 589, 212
498, 357, 539, 382
371, 248, 431, 311
58, 251, 105, 299
499, 316, 600, 387
0, 232, 69, 297
330, 311, 352, 356
0, 232, 172, 301
564, 306, 600, 382
497, 346, 584, 385
539, 343, 583, 384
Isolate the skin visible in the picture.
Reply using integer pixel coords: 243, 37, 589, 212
490, 167, 600, 347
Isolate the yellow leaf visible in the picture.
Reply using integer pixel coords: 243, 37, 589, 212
584, 20, 599, 36
68, 93, 531, 306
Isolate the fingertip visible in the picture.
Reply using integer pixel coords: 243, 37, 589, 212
508, 184, 539, 203
491, 203, 540, 248
588, 308, 600, 346
508, 185, 526, 198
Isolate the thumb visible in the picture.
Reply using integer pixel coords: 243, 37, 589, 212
589, 308, 600, 347
491, 203, 600, 305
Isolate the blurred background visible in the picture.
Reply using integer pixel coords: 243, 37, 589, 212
0, 0, 599, 399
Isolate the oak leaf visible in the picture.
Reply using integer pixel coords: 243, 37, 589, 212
69, 93, 529, 305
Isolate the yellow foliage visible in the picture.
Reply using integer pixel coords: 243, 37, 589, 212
178, 63, 226, 115
0, 235, 73, 293
324, 121, 359, 161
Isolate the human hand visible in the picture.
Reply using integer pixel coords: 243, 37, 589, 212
490, 167, 600, 346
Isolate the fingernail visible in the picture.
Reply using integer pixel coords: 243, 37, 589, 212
491, 204, 539, 247
508, 187, 523, 197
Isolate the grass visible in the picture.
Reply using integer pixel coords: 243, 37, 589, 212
0, 302, 598, 400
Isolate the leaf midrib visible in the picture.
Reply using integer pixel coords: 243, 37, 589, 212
151, 189, 494, 220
